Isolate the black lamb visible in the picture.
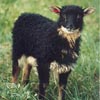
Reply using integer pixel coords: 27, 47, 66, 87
11, 5, 94, 100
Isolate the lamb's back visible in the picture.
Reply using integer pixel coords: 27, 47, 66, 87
12, 13, 56, 62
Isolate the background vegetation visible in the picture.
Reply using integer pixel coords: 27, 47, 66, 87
0, 0, 99, 100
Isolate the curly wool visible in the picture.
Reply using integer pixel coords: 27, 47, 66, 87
12, 13, 80, 67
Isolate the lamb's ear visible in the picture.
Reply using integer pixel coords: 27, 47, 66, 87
50, 6, 61, 14
84, 7, 95, 15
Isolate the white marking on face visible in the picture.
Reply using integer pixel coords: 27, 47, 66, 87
60, 26, 79, 34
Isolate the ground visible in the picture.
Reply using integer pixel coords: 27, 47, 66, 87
0, 0, 99, 100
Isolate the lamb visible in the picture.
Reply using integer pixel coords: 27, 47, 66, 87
11, 5, 94, 100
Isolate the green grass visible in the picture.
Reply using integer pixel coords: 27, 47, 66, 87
0, 0, 99, 100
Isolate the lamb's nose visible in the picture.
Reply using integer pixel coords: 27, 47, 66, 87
66, 24, 74, 30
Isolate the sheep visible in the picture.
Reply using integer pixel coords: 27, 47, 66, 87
11, 5, 94, 100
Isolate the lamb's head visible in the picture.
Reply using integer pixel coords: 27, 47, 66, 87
51, 5, 95, 35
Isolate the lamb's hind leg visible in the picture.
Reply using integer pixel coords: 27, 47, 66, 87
12, 62, 21, 83
21, 56, 37, 85
22, 64, 32, 85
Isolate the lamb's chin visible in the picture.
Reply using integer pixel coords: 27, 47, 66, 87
58, 26, 79, 34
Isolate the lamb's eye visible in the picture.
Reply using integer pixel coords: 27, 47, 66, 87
63, 15, 67, 21
77, 14, 81, 19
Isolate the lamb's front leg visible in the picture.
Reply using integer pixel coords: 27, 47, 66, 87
58, 71, 71, 100
37, 63, 50, 100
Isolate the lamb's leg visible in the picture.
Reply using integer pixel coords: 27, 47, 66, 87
58, 71, 71, 100
37, 63, 50, 100
12, 63, 20, 83
22, 64, 32, 85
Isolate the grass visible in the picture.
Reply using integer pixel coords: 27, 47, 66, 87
0, 0, 99, 100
